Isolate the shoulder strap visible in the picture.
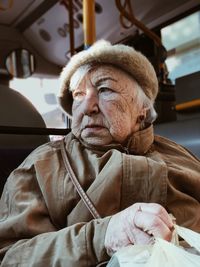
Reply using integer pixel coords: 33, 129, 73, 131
60, 139, 101, 219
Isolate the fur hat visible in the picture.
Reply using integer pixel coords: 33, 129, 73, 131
58, 40, 158, 117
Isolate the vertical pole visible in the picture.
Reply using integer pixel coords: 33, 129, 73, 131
68, 0, 75, 56
83, 0, 96, 49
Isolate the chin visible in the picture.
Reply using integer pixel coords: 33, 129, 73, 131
81, 129, 114, 146
81, 136, 113, 146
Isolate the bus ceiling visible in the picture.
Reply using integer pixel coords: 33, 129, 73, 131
0, 0, 199, 79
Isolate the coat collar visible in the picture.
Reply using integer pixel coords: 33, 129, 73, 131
77, 125, 154, 155
126, 125, 154, 155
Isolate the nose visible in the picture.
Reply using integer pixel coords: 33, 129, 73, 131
82, 89, 99, 115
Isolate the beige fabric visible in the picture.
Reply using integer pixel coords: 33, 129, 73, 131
0, 126, 200, 266
58, 40, 158, 117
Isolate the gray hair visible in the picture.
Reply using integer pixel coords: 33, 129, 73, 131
69, 64, 92, 92
135, 83, 157, 125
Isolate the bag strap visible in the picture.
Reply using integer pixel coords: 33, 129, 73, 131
60, 139, 101, 219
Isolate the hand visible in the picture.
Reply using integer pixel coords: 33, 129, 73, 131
104, 203, 174, 256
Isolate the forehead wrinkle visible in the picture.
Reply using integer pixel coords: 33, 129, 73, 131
91, 65, 136, 88
94, 77, 118, 87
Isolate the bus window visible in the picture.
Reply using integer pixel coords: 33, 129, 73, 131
161, 11, 200, 83
10, 76, 66, 130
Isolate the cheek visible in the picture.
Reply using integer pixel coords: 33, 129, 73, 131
71, 105, 83, 136
101, 100, 133, 138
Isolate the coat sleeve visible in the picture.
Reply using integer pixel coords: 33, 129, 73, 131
0, 151, 110, 267
154, 135, 200, 232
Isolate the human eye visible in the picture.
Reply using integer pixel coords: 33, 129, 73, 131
72, 90, 85, 101
98, 87, 115, 95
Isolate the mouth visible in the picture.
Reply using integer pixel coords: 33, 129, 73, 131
82, 124, 107, 133
84, 124, 105, 129
81, 124, 107, 138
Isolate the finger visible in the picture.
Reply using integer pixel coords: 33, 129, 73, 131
134, 210, 173, 241
136, 203, 174, 229
125, 221, 153, 245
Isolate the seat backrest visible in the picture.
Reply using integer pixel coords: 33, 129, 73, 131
154, 116, 200, 158
154, 71, 200, 159
0, 85, 49, 195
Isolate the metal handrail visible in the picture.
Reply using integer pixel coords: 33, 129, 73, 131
0, 126, 70, 135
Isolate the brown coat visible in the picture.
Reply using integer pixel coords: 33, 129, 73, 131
0, 126, 200, 266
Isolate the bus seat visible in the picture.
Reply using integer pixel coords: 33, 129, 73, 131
154, 117, 200, 158
155, 72, 200, 159
0, 85, 49, 195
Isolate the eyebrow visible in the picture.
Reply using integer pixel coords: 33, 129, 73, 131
95, 77, 118, 86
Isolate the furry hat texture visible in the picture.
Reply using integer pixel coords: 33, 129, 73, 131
58, 40, 158, 117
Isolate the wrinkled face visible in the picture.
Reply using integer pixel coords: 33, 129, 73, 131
71, 65, 145, 146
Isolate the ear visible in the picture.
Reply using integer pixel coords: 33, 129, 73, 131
136, 107, 147, 123
133, 107, 148, 132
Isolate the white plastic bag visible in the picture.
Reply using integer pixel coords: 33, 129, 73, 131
113, 225, 200, 267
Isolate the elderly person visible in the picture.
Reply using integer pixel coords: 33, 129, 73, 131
0, 40, 199, 267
